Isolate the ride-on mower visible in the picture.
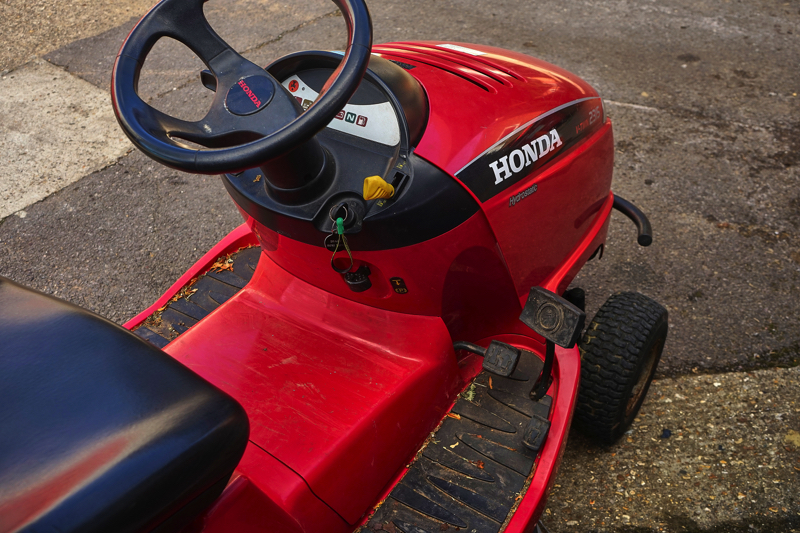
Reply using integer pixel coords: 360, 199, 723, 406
0, 0, 670, 531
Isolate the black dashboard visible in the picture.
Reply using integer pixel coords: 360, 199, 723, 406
222, 52, 478, 251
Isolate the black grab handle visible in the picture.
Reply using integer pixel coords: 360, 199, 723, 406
613, 195, 653, 247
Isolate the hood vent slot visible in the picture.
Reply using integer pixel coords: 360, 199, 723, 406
377, 42, 526, 90
376, 48, 494, 93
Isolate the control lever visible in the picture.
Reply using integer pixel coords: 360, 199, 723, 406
452, 340, 521, 378
529, 340, 555, 401
200, 69, 216, 91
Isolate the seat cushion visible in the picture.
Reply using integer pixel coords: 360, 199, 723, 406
0, 277, 249, 533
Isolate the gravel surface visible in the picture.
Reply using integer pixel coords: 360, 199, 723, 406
547, 368, 800, 532
0, 59, 132, 219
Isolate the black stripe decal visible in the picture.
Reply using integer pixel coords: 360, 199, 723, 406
455, 97, 604, 202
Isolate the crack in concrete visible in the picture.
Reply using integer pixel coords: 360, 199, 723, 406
152, 10, 341, 101
605, 100, 661, 113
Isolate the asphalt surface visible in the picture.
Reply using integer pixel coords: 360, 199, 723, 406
0, 0, 798, 531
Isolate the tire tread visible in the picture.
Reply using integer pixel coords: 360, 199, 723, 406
573, 291, 668, 444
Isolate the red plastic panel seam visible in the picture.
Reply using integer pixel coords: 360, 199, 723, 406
539, 192, 614, 297
247, 440, 353, 526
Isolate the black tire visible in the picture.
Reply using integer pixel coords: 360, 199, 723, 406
573, 292, 668, 444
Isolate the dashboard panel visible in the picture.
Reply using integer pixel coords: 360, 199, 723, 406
222, 51, 478, 252
281, 69, 401, 147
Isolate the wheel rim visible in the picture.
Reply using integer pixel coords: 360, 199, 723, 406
625, 337, 664, 417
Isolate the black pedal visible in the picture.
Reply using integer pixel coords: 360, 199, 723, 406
482, 340, 521, 377
522, 413, 551, 452
519, 287, 586, 348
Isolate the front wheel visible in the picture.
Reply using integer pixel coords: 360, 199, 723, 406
572, 291, 668, 444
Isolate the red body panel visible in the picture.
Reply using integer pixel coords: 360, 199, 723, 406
119, 40, 618, 533
374, 42, 599, 178
483, 122, 614, 300
126, 198, 608, 531
373, 41, 614, 306
165, 251, 470, 525
193, 446, 350, 533
246, 209, 523, 343
539, 192, 613, 299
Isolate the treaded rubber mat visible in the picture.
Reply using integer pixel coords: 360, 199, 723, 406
132, 246, 260, 348
360, 350, 552, 533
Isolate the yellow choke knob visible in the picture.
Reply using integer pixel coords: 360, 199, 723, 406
362, 176, 395, 201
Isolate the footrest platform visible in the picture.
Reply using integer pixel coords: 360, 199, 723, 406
361, 348, 552, 533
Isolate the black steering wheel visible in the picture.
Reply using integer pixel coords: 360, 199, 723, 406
112, 0, 372, 175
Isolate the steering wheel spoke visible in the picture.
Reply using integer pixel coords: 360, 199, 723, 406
148, 107, 210, 146
206, 50, 262, 86
144, 0, 269, 91
113, 0, 373, 175
152, 0, 230, 67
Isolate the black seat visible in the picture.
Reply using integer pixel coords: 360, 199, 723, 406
0, 277, 249, 533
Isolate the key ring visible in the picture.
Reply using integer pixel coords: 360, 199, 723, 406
327, 216, 354, 274
329, 204, 349, 226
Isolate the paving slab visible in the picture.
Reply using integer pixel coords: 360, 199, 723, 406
0, 0, 156, 72
0, 59, 132, 219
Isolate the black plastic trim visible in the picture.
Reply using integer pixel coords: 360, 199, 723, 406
222, 152, 479, 251
455, 98, 603, 202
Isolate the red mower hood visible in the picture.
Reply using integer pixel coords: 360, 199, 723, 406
373, 41, 601, 179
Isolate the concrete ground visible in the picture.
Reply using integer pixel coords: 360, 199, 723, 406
0, 0, 797, 531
